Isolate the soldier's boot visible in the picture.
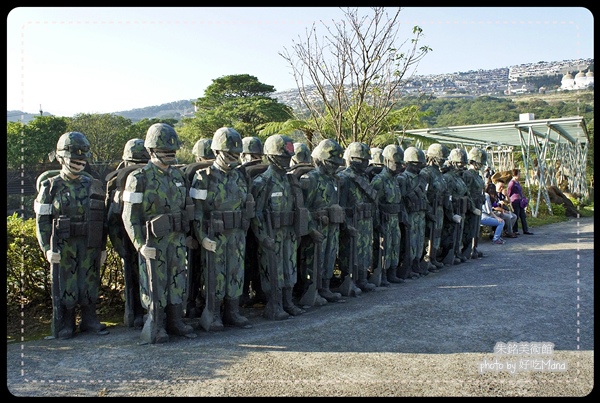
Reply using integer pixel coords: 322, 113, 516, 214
314, 293, 329, 307
208, 299, 225, 332
58, 306, 76, 340
223, 297, 252, 329
263, 288, 289, 321
418, 260, 431, 276
141, 307, 169, 343
431, 248, 444, 269
386, 268, 404, 283
166, 304, 196, 338
380, 269, 391, 287
282, 287, 305, 316
403, 260, 421, 279
356, 269, 376, 292
318, 279, 342, 302
423, 254, 440, 273
133, 304, 145, 328
79, 304, 109, 334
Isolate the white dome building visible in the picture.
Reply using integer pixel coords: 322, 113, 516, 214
561, 72, 575, 90
561, 70, 593, 90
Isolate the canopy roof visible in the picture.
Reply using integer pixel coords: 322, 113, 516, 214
404, 116, 589, 148
404, 115, 590, 216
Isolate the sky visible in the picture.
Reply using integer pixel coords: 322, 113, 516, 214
6, 7, 594, 118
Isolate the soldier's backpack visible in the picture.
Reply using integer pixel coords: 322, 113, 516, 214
105, 164, 146, 215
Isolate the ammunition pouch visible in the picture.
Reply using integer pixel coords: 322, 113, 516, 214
55, 215, 71, 239
147, 210, 190, 238
210, 210, 244, 231
148, 214, 172, 238
378, 203, 401, 215
295, 207, 310, 237
327, 204, 345, 224
183, 197, 194, 233
209, 211, 225, 234
244, 194, 256, 219
87, 198, 105, 248
346, 203, 374, 220
269, 210, 295, 229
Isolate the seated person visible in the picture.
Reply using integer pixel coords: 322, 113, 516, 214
489, 182, 517, 238
481, 188, 505, 244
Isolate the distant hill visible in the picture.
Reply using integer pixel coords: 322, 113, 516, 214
7, 58, 593, 124
7, 100, 196, 125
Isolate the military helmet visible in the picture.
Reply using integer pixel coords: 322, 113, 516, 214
56, 131, 91, 160
192, 138, 215, 159
242, 136, 263, 155
416, 148, 426, 164
211, 127, 243, 153
369, 147, 384, 165
403, 146, 421, 163
144, 123, 180, 151
468, 147, 487, 165
292, 142, 311, 164
264, 134, 295, 157
344, 142, 370, 161
449, 148, 468, 164
426, 143, 447, 159
441, 144, 450, 159
382, 144, 404, 163
122, 138, 150, 162
311, 139, 344, 165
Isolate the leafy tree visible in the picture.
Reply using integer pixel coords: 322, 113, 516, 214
180, 74, 293, 144
68, 113, 134, 178
280, 7, 431, 145
7, 116, 68, 170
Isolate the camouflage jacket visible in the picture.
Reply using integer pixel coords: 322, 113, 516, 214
34, 171, 107, 253
122, 162, 189, 251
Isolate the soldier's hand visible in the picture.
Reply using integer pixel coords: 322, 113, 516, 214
346, 225, 358, 237
46, 250, 60, 264
100, 250, 107, 267
140, 245, 157, 260
186, 236, 199, 249
452, 214, 462, 224
473, 208, 482, 216
309, 229, 324, 243
201, 237, 217, 252
263, 237, 276, 251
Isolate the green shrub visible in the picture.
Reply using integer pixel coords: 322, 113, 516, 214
6, 213, 124, 310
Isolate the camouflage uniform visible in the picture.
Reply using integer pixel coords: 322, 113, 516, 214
401, 147, 429, 276
370, 144, 406, 286
337, 142, 378, 295
34, 131, 108, 340
190, 127, 254, 330
181, 138, 214, 318
105, 138, 149, 328
298, 139, 345, 303
238, 137, 268, 308
288, 142, 316, 299
440, 149, 469, 265
122, 123, 195, 343
251, 134, 306, 320
366, 147, 385, 269
420, 143, 453, 272
460, 147, 487, 260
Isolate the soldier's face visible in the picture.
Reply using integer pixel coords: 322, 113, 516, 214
217, 151, 240, 168
62, 157, 86, 174
152, 149, 178, 166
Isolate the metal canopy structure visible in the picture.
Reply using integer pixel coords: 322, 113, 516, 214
405, 116, 590, 217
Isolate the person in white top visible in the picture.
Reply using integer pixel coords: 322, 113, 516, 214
481, 187, 505, 244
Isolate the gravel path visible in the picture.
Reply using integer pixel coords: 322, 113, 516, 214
6, 216, 594, 397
